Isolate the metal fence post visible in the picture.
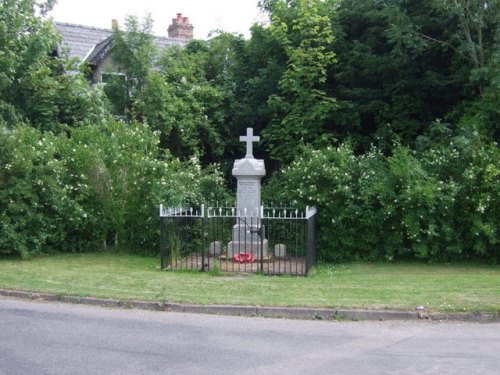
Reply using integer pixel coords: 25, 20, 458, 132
201, 204, 206, 272
260, 224, 265, 273
305, 207, 317, 274
160, 216, 166, 270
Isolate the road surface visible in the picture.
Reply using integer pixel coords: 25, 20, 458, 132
0, 298, 499, 374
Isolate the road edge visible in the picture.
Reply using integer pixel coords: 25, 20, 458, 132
1, 288, 498, 322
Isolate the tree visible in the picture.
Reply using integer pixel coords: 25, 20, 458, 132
381, 0, 500, 140
152, 40, 228, 161
261, 0, 338, 164
108, 15, 157, 121
0, 0, 107, 130
448, 0, 498, 95
109, 17, 232, 162
230, 23, 285, 138
327, 1, 455, 149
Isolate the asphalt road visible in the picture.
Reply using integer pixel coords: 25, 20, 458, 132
0, 299, 499, 375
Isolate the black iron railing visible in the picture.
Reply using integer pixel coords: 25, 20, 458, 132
159, 204, 317, 276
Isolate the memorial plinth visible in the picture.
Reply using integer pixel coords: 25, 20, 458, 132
227, 128, 269, 257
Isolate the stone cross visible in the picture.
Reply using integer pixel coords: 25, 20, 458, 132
240, 128, 260, 159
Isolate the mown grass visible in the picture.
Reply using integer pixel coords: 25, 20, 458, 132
0, 253, 499, 313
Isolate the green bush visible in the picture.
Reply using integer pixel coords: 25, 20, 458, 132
62, 120, 228, 256
265, 132, 499, 263
0, 124, 91, 257
419, 132, 499, 262
0, 121, 228, 258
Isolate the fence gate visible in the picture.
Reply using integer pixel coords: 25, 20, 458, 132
160, 204, 316, 276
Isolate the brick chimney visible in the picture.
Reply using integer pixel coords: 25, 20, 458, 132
168, 13, 193, 40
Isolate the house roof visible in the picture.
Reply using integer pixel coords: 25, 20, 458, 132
55, 23, 113, 62
55, 22, 188, 65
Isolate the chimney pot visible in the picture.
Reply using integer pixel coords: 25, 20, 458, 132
111, 19, 119, 29
168, 13, 193, 40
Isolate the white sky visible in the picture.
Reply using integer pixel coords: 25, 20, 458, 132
49, 0, 268, 39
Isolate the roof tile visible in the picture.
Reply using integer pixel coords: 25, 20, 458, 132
55, 22, 187, 63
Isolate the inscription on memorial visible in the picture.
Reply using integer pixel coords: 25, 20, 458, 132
237, 180, 259, 215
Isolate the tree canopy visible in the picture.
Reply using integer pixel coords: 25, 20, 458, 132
1, 0, 498, 262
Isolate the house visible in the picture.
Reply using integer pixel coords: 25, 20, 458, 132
55, 13, 194, 83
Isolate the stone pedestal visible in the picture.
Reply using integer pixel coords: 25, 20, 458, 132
227, 223, 269, 257
228, 241, 269, 257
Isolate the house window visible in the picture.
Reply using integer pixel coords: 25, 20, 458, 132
101, 71, 125, 84
101, 72, 127, 118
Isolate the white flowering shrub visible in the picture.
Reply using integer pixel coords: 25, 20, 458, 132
418, 133, 499, 261
265, 134, 499, 262
0, 124, 92, 257
62, 120, 228, 256
0, 121, 228, 258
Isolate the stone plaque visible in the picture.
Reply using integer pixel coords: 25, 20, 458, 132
274, 244, 287, 258
236, 179, 260, 217
209, 241, 222, 256
227, 127, 268, 258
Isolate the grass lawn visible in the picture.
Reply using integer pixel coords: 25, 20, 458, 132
0, 253, 499, 313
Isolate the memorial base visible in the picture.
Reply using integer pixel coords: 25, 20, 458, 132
227, 239, 269, 258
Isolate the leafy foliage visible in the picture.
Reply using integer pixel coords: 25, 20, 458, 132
265, 126, 499, 263
263, 0, 338, 163
0, 0, 107, 130
109, 18, 234, 162
1, 0, 498, 263
0, 121, 227, 258
0, 124, 91, 257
